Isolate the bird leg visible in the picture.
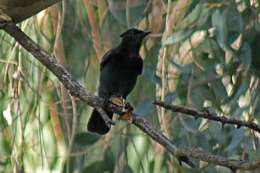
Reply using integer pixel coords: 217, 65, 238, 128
109, 96, 133, 122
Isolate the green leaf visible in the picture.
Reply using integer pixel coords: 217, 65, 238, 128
226, 75, 249, 108
104, 148, 115, 172
179, 2, 202, 28
239, 43, 251, 69
179, 2, 211, 29
122, 165, 133, 173
212, 8, 240, 58
164, 30, 193, 45
225, 129, 244, 152
73, 132, 100, 148
225, 6, 243, 45
212, 10, 228, 51
211, 81, 228, 105
191, 86, 215, 108
196, 7, 211, 27
83, 161, 106, 173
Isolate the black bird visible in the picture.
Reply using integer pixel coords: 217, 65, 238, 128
87, 28, 150, 135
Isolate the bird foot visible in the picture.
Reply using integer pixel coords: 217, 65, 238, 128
109, 96, 133, 122
110, 96, 125, 109
109, 96, 133, 112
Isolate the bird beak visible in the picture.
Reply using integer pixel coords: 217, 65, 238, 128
141, 31, 151, 39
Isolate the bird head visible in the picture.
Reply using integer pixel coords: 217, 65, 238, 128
120, 28, 151, 40
119, 28, 151, 52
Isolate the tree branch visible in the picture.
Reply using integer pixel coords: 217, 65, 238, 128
96, 107, 115, 126
1, 23, 260, 171
0, 0, 61, 23
154, 101, 260, 134
133, 117, 260, 171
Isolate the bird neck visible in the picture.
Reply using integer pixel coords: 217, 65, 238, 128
118, 40, 141, 55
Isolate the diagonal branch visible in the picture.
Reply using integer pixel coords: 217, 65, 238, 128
1, 23, 260, 171
154, 101, 260, 134
133, 117, 260, 171
96, 107, 115, 126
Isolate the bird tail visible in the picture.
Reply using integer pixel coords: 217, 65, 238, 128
178, 155, 195, 168
87, 109, 113, 135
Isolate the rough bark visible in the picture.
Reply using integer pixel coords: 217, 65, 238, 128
0, 0, 60, 22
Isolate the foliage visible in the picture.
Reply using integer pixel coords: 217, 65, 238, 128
0, 0, 259, 172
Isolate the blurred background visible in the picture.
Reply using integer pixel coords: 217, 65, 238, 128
0, 0, 260, 172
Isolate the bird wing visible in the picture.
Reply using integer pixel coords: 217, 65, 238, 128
100, 49, 115, 71
136, 56, 143, 75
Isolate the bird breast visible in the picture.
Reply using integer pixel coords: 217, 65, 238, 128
98, 56, 141, 98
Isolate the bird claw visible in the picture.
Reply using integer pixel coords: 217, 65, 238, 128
109, 96, 133, 112
109, 96, 134, 122
109, 96, 124, 108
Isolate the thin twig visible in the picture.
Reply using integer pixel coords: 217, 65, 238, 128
1, 23, 260, 171
132, 116, 260, 171
154, 101, 260, 134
